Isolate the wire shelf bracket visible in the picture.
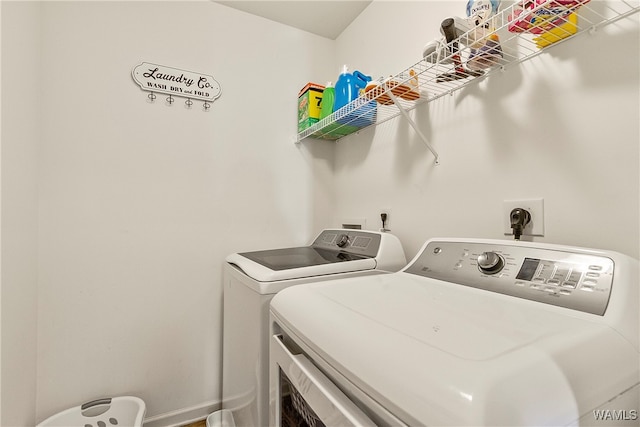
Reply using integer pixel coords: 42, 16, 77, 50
385, 89, 439, 165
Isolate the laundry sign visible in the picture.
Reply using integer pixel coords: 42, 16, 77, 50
132, 62, 222, 102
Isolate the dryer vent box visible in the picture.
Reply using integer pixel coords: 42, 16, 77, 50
340, 218, 365, 230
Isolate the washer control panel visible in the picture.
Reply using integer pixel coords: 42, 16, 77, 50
405, 240, 614, 315
311, 229, 382, 258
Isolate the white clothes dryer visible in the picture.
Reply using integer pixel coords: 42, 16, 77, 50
270, 238, 639, 426
209, 229, 406, 427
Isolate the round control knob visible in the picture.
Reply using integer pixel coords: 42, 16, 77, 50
336, 234, 349, 248
477, 252, 504, 274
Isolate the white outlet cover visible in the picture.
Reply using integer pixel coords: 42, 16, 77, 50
380, 207, 392, 230
503, 198, 544, 237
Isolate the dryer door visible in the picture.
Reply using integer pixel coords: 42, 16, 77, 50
270, 334, 376, 427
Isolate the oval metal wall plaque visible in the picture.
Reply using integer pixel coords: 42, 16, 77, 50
132, 62, 222, 102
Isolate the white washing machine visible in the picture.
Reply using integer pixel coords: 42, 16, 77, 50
270, 238, 639, 426
209, 229, 406, 427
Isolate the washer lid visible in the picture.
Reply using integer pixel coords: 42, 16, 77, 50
239, 246, 372, 271
227, 249, 376, 282
270, 273, 639, 426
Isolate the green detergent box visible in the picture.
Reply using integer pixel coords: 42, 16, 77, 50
298, 82, 325, 132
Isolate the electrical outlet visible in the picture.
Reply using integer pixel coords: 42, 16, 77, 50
503, 198, 544, 237
380, 207, 392, 231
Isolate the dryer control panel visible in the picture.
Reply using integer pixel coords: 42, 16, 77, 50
405, 240, 615, 315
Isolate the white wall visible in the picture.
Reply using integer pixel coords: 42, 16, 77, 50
2, 1, 335, 425
0, 2, 41, 426
1, 1, 638, 425
328, 1, 639, 260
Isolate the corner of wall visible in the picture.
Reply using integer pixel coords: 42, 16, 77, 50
1, 1, 41, 425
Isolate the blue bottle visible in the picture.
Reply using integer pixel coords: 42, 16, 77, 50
333, 65, 372, 112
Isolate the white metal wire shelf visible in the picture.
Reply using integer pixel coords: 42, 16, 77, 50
297, 0, 639, 155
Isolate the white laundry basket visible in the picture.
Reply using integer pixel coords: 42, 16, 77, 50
206, 410, 235, 427
37, 396, 146, 427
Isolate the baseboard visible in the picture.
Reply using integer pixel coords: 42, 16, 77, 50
143, 400, 220, 427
